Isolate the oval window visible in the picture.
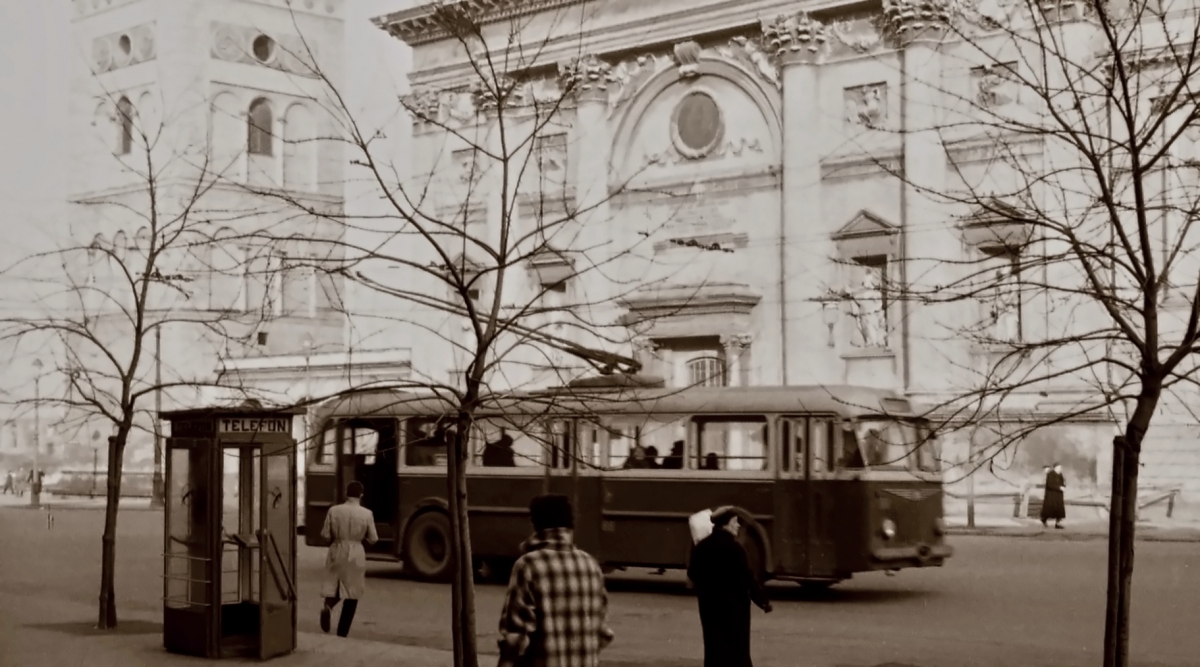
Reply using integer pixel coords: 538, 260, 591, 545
673, 92, 723, 156
252, 34, 275, 63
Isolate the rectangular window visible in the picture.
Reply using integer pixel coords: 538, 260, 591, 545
472, 417, 546, 468
693, 416, 768, 472
310, 422, 336, 467
783, 418, 806, 475
403, 417, 450, 467
575, 419, 604, 470
810, 417, 834, 474
606, 416, 687, 470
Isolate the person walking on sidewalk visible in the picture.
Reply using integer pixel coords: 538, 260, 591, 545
319, 481, 378, 637
687, 506, 772, 667
497, 493, 614, 667
1041, 463, 1067, 529
3, 470, 13, 495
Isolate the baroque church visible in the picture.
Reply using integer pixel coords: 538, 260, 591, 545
371, 0, 1200, 506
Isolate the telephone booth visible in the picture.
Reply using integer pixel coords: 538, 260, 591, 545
160, 406, 302, 660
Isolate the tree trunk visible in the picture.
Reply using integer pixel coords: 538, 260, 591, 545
97, 435, 126, 629
447, 414, 479, 667
1115, 440, 1141, 667
1102, 437, 1125, 667
1103, 395, 1153, 667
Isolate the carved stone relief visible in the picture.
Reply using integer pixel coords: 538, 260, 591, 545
972, 62, 1020, 109
211, 23, 318, 78
761, 12, 830, 62
828, 19, 885, 56
92, 24, 156, 73
715, 38, 780, 90
643, 138, 765, 167
844, 84, 888, 129
674, 41, 703, 78
606, 53, 676, 113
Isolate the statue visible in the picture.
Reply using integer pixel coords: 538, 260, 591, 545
989, 269, 1021, 342
850, 269, 888, 348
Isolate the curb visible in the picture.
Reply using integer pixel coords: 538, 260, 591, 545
946, 526, 1200, 542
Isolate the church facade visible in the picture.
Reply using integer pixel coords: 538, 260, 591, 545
373, 0, 1200, 505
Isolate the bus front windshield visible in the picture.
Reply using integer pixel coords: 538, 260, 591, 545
844, 419, 939, 472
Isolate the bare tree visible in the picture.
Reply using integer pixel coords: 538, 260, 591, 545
812, 1, 1200, 664
0, 86, 291, 628
241, 3, 753, 664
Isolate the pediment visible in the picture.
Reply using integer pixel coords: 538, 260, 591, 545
959, 198, 1033, 249
833, 210, 898, 241
439, 253, 486, 277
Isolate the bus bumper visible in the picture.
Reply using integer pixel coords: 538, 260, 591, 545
871, 543, 954, 566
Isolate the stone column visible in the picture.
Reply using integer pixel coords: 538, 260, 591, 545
561, 55, 615, 352
721, 333, 754, 387
890, 2, 956, 398
763, 12, 830, 386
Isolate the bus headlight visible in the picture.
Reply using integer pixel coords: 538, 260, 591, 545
881, 518, 897, 540
934, 517, 946, 536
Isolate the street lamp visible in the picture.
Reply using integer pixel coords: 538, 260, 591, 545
815, 294, 843, 348
30, 359, 42, 508
151, 325, 164, 508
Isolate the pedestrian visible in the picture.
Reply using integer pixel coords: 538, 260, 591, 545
319, 480, 378, 637
3, 470, 13, 495
687, 506, 772, 667
1041, 463, 1066, 529
497, 493, 614, 667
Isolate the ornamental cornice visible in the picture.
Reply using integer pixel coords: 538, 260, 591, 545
375, 0, 584, 47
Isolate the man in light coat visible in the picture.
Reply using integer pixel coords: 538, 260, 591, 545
320, 481, 378, 637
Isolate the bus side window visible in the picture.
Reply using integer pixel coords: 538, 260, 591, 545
312, 422, 336, 468
404, 417, 448, 467
576, 421, 604, 470
792, 419, 807, 476
810, 418, 833, 474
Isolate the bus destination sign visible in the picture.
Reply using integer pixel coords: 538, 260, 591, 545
218, 417, 291, 435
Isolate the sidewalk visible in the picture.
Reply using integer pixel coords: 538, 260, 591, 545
0, 492, 158, 511
0, 591, 462, 667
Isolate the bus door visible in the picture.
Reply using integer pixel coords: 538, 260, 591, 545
806, 417, 838, 575
338, 419, 400, 552
776, 417, 807, 572
569, 419, 604, 558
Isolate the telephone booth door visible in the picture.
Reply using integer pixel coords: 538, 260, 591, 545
258, 438, 296, 659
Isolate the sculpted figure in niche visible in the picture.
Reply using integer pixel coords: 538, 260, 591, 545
989, 270, 1021, 343
850, 268, 888, 349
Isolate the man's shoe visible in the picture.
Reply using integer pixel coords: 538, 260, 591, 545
320, 605, 331, 633
1055, 524, 1064, 530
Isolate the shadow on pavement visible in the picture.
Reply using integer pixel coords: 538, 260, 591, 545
25, 619, 163, 636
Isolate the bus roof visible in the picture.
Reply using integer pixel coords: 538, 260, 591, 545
311, 384, 916, 423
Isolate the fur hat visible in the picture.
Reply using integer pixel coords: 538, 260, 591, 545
710, 506, 738, 527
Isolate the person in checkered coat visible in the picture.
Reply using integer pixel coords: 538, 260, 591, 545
497, 494, 614, 667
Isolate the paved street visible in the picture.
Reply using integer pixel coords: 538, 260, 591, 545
1, 507, 1198, 666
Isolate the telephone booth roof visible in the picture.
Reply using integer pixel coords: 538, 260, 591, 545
160, 405, 306, 421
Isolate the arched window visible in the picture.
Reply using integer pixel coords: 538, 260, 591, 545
687, 356, 726, 388
116, 96, 134, 155
247, 98, 273, 156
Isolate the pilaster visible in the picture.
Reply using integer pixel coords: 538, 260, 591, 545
560, 54, 615, 349
889, 0, 957, 398
767, 11, 832, 386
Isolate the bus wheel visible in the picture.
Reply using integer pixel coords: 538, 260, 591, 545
404, 511, 453, 582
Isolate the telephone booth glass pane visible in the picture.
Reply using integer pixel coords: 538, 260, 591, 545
165, 445, 210, 609
221, 448, 260, 604
262, 451, 292, 610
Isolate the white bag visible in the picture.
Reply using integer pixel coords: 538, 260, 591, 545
689, 509, 714, 544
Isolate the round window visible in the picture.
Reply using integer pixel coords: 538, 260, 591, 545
672, 91, 724, 157
252, 34, 275, 63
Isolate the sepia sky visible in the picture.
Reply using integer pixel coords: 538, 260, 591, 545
0, 0, 412, 263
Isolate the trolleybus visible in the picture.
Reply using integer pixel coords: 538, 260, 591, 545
303, 381, 951, 588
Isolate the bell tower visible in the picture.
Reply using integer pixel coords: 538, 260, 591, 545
66, 0, 348, 439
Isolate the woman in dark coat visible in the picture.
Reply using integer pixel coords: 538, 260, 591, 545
1041, 463, 1066, 529
687, 506, 772, 667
